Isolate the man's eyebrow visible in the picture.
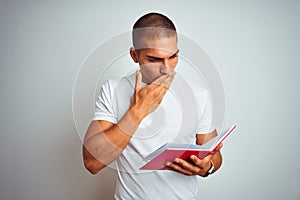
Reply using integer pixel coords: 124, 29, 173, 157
146, 49, 180, 59
170, 49, 179, 58
145, 55, 163, 60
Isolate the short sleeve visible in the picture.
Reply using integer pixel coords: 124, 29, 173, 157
194, 86, 215, 134
92, 80, 118, 124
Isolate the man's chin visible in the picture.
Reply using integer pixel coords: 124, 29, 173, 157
142, 76, 159, 85
148, 76, 162, 84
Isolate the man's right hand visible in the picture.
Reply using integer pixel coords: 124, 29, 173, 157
129, 70, 175, 124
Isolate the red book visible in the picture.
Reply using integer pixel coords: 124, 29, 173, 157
140, 125, 237, 170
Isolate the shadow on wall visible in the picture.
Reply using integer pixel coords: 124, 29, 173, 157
97, 168, 117, 200
53, 122, 118, 200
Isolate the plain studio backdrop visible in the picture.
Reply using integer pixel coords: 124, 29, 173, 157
0, 1, 299, 200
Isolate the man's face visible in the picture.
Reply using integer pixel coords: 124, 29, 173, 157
131, 36, 179, 84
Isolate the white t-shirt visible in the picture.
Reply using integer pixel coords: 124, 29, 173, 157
93, 72, 214, 200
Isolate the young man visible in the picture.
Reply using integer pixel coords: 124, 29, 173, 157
83, 12, 223, 199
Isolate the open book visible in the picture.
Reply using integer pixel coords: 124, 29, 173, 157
140, 125, 236, 170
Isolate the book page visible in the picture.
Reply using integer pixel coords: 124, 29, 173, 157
144, 143, 202, 161
200, 125, 235, 150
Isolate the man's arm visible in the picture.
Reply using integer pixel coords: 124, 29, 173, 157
165, 129, 223, 177
82, 112, 140, 174
83, 71, 175, 174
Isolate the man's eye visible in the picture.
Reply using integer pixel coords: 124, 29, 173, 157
149, 58, 160, 62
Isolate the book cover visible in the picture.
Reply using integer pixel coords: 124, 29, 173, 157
140, 125, 237, 170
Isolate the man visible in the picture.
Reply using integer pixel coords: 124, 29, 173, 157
83, 12, 223, 199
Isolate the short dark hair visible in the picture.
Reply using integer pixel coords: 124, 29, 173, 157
132, 12, 177, 48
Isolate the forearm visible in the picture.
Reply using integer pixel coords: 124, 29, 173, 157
210, 150, 222, 174
83, 107, 143, 174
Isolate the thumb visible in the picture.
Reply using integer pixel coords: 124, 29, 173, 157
135, 70, 142, 90
214, 143, 223, 153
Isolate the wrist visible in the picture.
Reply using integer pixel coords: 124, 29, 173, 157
205, 160, 215, 177
117, 110, 140, 137
128, 105, 145, 125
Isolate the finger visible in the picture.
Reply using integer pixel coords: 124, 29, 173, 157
190, 155, 210, 169
165, 162, 194, 176
160, 74, 175, 89
169, 70, 176, 77
154, 77, 173, 99
215, 143, 223, 152
173, 158, 200, 174
135, 70, 142, 90
152, 74, 174, 90
211, 143, 223, 154
152, 74, 169, 86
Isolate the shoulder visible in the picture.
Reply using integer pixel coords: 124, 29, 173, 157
100, 72, 136, 92
181, 75, 211, 101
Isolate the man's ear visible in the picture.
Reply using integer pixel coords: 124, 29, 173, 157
130, 47, 139, 63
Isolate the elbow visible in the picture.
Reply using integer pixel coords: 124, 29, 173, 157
82, 142, 107, 174
87, 167, 100, 175
83, 145, 104, 175
84, 158, 103, 175
84, 162, 98, 175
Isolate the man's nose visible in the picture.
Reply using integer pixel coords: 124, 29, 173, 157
160, 60, 171, 75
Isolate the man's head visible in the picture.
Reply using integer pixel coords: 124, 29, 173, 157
130, 13, 179, 84
132, 12, 177, 48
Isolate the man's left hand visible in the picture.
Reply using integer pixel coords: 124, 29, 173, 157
165, 143, 223, 177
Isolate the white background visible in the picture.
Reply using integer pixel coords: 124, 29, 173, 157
0, 1, 299, 200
